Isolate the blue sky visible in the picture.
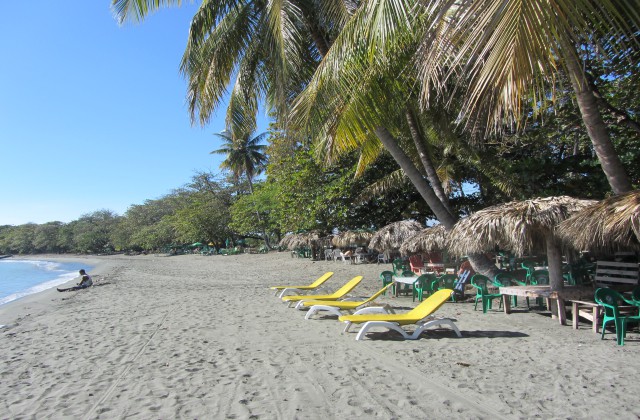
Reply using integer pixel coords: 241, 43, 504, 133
0, 1, 269, 226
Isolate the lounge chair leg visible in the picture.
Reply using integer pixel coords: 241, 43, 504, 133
343, 321, 353, 333
355, 322, 408, 340
411, 318, 462, 339
304, 305, 342, 319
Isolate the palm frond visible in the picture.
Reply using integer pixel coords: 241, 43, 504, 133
111, 0, 184, 24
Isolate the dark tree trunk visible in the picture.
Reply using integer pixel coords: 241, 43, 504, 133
563, 44, 633, 194
374, 126, 498, 277
405, 109, 455, 218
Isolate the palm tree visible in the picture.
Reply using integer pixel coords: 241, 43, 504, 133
112, 0, 354, 125
212, 127, 270, 246
415, 0, 639, 194
211, 130, 268, 194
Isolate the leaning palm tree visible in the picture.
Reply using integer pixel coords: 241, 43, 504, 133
416, 0, 639, 195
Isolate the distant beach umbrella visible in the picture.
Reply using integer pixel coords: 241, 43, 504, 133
557, 190, 640, 254
279, 233, 299, 250
448, 196, 596, 292
191, 242, 204, 247
400, 225, 447, 256
332, 230, 374, 248
368, 221, 423, 252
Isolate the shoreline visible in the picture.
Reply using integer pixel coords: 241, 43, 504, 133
0, 252, 639, 418
0, 254, 110, 328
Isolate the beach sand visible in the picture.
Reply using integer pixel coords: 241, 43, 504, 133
0, 252, 638, 419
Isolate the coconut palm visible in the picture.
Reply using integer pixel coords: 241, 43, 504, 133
112, 0, 355, 125
415, 0, 639, 194
211, 130, 268, 193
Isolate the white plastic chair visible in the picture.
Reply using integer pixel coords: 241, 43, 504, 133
377, 253, 388, 264
324, 249, 333, 261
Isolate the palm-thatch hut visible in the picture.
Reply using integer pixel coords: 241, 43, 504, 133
399, 225, 447, 256
279, 233, 300, 250
332, 230, 374, 248
557, 190, 640, 254
368, 220, 423, 253
448, 196, 596, 293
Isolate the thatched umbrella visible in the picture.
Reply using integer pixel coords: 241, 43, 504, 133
279, 233, 300, 250
557, 190, 640, 254
368, 220, 423, 252
332, 230, 374, 248
399, 225, 447, 256
288, 231, 322, 249
448, 196, 596, 293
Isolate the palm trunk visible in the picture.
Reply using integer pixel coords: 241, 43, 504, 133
374, 127, 456, 227
405, 109, 455, 218
563, 45, 632, 194
374, 126, 498, 278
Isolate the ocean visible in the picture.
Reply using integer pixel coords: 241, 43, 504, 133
0, 259, 93, 306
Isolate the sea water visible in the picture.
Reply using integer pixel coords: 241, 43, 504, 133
0, 259, 93, 306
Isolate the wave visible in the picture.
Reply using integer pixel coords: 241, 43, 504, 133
1, 259, 63, 272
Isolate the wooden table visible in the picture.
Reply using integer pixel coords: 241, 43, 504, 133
498, 285, 595, 325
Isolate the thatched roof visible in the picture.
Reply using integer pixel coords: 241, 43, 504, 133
368, 220, 423, 252
279, 231, 323, 250
399, 225, 447, 256
331, 230, 374, 248
557, 190, 640, 253
448, 196, 596, 257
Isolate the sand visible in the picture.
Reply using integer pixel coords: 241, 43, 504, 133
0, 252, 639, 419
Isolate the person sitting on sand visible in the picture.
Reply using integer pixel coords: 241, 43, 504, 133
57, 269, 93, 292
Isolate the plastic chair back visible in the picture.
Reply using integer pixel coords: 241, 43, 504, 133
531, 269, 549, 285
471, 274, 491, 293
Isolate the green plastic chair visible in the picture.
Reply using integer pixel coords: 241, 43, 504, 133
392, 259, 406, 276
493, 272, 523, 308
412, 274, 436, 302
521, 261, 535, 284
379, 271, 395, 296
594, 288, 640, 346
470, 274, 502, 313
531, 269, 549, 285
438, 274, 459, 302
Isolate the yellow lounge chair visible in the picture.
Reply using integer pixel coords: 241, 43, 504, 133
338, 289, 462, 340
301, 283, 395, 319
281, 276, 363, 307
270, 272, 333, 298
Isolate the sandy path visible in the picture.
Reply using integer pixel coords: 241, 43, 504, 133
0, 252, 639, 419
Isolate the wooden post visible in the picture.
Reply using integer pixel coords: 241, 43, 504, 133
546, 236, 564, 318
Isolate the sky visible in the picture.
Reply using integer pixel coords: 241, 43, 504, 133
0, 1, 269, 226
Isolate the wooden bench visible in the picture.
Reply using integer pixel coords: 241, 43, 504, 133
569, 300, 638, 333
595, 260, 639, 289
570, 300, 602, 333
